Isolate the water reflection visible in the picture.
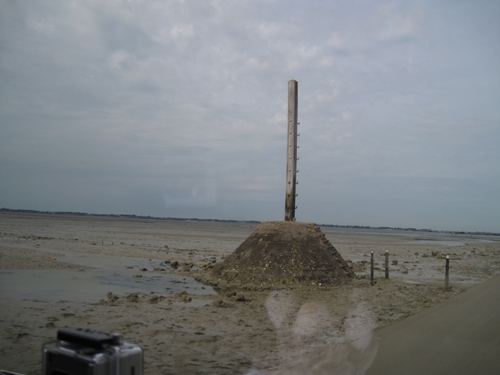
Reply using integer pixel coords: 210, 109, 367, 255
0, 268, 213, 302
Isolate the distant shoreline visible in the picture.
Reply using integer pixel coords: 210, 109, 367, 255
2, 207, 498, 237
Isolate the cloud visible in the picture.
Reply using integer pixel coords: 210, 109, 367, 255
170, 23, 195, 39
327, 32, 345, 49
0, 0, 499, 231
107, 50, 135, 69
258, 21, 299, 40
376, 3, 418, 42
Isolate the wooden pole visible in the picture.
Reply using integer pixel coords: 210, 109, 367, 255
385, 250, 389, 279
285, 80, 298, 221
445, 255, 450, 290
370, 251, 374, 285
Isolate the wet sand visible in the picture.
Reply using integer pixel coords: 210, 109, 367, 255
1, 212, 499, 374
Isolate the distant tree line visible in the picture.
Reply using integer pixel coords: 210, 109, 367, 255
1, 207, 498, 236
0, 208, 260, 224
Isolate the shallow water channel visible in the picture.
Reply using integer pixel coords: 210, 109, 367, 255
0, 250, 214, 303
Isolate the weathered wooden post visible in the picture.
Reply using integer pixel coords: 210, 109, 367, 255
370, 250, 374, 285
385, 250, 389, 279
285, 80, 298, 222
445, 255, 450, 290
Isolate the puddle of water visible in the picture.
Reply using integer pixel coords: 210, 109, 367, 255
0, 248, 216, 302
0, 269, 215, 303
405, 240, 465, 246
49, 251, 201, 273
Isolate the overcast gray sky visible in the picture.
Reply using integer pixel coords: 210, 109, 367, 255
1, 0, 499, 232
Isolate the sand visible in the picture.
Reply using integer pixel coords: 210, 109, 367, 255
0, 212, 499, 374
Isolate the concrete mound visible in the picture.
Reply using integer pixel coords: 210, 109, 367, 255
210, 221, 354, 288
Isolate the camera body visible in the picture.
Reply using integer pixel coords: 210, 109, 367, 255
42, 328, 143, 375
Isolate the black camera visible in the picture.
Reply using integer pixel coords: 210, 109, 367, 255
42, 328, 143, 375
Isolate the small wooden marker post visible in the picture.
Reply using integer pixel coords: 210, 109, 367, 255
284, 80, 298, 222
445, 255, 450, 290
370, 250, 374, 285
385, 250, 389, 279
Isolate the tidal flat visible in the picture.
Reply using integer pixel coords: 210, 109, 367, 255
1, 212, 499, 374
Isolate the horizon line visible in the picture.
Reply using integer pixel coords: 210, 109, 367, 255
1, 207, 498, 236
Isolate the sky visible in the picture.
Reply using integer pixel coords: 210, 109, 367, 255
1, 0, 499, 232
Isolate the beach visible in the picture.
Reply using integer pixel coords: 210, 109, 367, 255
1, 211, 499, 374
